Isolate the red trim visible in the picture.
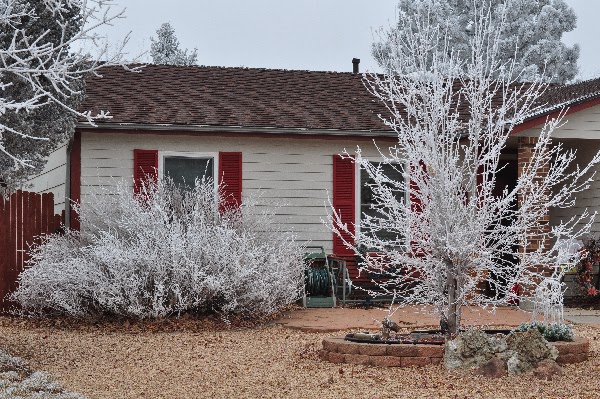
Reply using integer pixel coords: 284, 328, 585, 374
219, 152, 243, 209
133, 149, 159, 194
512, 97, 600, 134
409, 161, 426, 214
476, 164, 484, 206
408, 161, 427, 255
69, 131, 81, 231
332, 155, 356, 256
79, 128, 399, 142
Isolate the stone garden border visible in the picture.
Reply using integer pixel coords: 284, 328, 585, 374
319, 336, 589, 368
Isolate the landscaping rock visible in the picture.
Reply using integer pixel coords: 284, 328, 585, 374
475, 357, 507, 378
444, 328, 565, 376
505, 329, 558, 374
533, 359, 564, 381
443, 329, 507, 369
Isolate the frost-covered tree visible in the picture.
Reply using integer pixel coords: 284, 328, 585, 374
11, 177, 305, 319
373, 0, 579, 83
0, 0, 133, 191
331, 2, 599, 335
150, 22, 197, 66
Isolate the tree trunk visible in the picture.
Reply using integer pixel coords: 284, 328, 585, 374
446, 266, 460, 336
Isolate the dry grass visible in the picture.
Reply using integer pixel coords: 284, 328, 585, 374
0, 316, 599, 399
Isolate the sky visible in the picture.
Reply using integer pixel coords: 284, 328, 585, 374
99, 0, 600, 80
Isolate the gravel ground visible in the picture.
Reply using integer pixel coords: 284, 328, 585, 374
0, 316, 599, 399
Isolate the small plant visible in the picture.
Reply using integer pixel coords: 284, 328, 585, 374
0, 349, 85, 398
575, 237, 600, 296
515, 322, 574, 342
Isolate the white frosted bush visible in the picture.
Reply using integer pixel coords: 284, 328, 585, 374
0, 351, 27, 372
11, 178, 305, 319
0, 350, 85, 399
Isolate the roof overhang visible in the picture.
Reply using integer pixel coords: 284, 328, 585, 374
513, 94, 600, 134
75, 122, 398, 138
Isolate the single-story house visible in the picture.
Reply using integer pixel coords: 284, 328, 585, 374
27, 64, 600, 293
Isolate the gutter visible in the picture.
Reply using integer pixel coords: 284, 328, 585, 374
526, 92, 600, 122
75, 122, 397, 138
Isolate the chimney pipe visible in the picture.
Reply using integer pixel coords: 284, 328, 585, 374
352, 58, 360, 74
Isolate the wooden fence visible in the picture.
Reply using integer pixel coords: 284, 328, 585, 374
0, 191, 64, 312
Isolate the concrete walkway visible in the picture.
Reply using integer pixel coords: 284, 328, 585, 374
275, 306, 539, 333
275, 306, 600, 333
563, 308, 600, 327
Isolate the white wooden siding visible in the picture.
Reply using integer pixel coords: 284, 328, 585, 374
80, 132, 385, 253
25, 142, 68, 214
517, 104, 600, 140
549, 139, 600, 238
516, 106, 600, 285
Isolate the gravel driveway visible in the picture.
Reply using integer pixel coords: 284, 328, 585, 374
0, 317, 599, 399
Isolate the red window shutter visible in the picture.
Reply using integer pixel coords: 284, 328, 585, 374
219, 152, 242, 208
332, 155, 355, 256
476, 164, 484, 205
409, 161, 425, 214
134, 149, 158, 194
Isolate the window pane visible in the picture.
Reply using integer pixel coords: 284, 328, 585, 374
164, 156, 214, 190
360, 162, 404, 244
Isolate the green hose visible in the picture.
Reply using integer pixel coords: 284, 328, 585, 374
305, 268, 332, 296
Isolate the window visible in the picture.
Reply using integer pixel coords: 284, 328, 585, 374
358, 162, 406, 244
159, 152, 218, 191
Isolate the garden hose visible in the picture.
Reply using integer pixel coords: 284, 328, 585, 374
305, 268, 332, 296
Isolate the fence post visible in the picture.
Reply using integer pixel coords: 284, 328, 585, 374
0, 198, 7, 308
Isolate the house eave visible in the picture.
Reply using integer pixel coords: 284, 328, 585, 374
75, 122, 397, 138
513, 94, 600, 134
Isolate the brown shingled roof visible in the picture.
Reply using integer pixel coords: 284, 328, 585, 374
80, 64, 392, 133
534, 78, 600, 115
80, 64, 600, 133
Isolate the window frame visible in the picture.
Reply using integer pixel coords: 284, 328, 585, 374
158, 151, 219, 192
354, 158, 409, 248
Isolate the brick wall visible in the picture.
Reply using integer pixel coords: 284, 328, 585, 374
517, 137, 551, 257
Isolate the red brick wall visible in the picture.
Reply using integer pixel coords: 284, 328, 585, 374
517, 137, 550, 275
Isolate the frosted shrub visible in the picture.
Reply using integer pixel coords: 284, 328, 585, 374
0, 350, 86, 399
515, 322, 574, 342
11, 178, 305, 319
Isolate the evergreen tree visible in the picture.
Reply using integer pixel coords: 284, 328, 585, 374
373, 0, 579, 83
0, 1, 84, 190
0, 0, 131, 192
150, 23, 198, 66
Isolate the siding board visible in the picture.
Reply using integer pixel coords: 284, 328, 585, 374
243, 162, 328, 173
25, 142, 68, 214
517, 105, 600, 140
550, 139, 600, 237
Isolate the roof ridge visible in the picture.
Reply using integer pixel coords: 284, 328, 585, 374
118, 63, 363, 76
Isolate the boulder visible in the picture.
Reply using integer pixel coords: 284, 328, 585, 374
533, 359, 563, 381
505, 329, 558, 374
474, 357, 507, 378
444, 329, 507, 369
444, 328, 563, 376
